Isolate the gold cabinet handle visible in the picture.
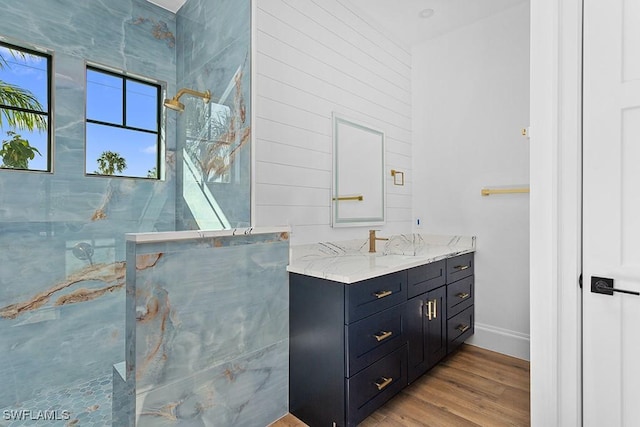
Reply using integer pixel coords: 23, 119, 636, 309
454, 265, 470, 271
374, 376, 393, 391
374, 290, 393, 299
373, 330, 393, 342
456, 324, 470, 333
456, 292, 470, 299
426, 299, 437, 320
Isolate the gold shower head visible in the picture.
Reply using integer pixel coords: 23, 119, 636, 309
163, 88, 211, 112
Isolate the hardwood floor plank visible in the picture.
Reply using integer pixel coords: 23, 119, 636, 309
361, 414, 423, 427
401, 386, 517, 426
462, 345, 530, 370
381, 392, 481, 427
358, 411, 390, 427
428, 362, 529, 412
442, 351, 530, 392
272, 344, 530, 427
269, 414, 307, 427
405, 375, 529, 426
428, 363, 508, 399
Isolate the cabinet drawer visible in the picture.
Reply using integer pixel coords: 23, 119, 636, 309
447, 305, 474, 353
346, 303, 406, 377
407, 260, 446, 298
447, 276, 474, 317
345, 271, 406, 323
446, 253, 474, 283
346, 345, 407, 426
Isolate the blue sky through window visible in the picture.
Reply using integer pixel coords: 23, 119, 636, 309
0, 45, 49, 171
86, 123, 157, 175
86, 68, 160, 178
1, 46, 161, 177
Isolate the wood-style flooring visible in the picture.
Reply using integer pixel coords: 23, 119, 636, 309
271, 344, 530, 427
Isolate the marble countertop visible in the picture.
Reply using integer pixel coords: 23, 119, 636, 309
287, 234, 476, 284
126, 226, 290, 243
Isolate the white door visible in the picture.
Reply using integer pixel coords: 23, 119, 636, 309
583, 0, 640, 424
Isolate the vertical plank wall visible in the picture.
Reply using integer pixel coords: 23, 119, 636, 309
254, 0, 413, 243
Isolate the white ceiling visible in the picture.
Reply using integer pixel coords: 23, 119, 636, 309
146, 0, 528, 46
342, 0, 528, 46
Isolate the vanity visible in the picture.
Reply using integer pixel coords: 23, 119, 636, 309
287, 235, 476, 427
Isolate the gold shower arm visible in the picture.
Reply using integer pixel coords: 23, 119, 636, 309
173, 88, 211, 103
164, 87, 212, 112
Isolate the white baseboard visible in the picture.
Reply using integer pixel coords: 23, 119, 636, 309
467, 322, 530, 361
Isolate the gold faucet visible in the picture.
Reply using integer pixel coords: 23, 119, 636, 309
369, 230, 389, 253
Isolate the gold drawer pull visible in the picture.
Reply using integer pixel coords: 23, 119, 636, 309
374, 290, 393, 299
456, 292, 470, 299
374, 331, 393, 342
456, 324, 471, 333
454, 265, 470, 271
374, 376, 393, 391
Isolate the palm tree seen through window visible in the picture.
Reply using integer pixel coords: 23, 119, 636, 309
0, 41, 51, 171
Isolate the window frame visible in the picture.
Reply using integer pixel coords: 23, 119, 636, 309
85, 65, 162, 179
0, 40, 52, 172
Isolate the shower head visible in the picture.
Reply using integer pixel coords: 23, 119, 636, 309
164, 97, 185, 112
163, 88, 211, 112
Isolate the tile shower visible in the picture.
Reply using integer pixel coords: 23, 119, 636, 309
0, 0, 261, 425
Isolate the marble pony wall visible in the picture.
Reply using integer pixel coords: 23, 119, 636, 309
126, 229, 289, 426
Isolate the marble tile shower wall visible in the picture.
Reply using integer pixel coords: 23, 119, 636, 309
126, 231, 289, 426
0, 0, 177, 415
175, 0, 252, 230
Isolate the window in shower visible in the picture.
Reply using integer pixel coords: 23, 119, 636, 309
85, 66, 161, 179
0, 41, 51, 172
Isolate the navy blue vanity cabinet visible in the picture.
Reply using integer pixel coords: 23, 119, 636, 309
407, 286, 447, 383
289, 253, 475, 426
407, 259, 446, 298
289, 273, 345, 427
289, 271, 408, 427
446, 252, 474, 284
406, 260, 448, 383
446, 254, 475, 353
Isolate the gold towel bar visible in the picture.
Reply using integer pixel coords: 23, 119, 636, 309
481, 187, 530, 196
332, 195, 364, 201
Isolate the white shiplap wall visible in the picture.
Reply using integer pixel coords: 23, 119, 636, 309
254, 0, 413, 244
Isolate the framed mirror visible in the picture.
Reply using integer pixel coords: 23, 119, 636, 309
332, 113, 385, 227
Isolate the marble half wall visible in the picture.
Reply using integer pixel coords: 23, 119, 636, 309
125, 228, 290, 426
